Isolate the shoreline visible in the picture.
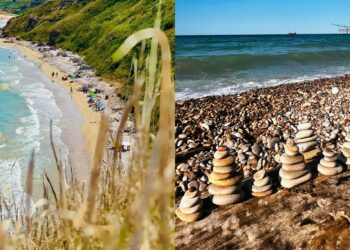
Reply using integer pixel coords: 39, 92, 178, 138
0, 38, 111, 180
176, 73, 350, 101
176, 74, 350, 193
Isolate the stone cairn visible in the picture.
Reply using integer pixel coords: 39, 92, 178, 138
318, 146, 343, 176
208, 146, 244, 206
175, 182, 202, 222
279, 139, 312, 188
340, 133, 350, 169
295, 122, 320, 163
251, 169, 273, 197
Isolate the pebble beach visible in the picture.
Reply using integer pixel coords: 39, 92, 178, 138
175, 75, 350, 196
175, 76, 350, 248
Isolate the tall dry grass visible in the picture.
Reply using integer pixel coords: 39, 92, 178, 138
0, 1, 174, 249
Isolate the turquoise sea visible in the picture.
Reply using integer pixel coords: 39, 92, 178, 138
0, 21, 84, 210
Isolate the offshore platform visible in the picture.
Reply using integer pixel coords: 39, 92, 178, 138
331, 23, 350, 34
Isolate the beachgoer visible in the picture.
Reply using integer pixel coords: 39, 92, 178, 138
52, 72, 55, 78
56, 72, 58, 77
70, 86, 73, 94
8, 55, 10, 60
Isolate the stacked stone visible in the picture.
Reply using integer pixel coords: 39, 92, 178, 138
318, 147, 343, 176
340, 134, 350, 168
175, 182, 202, 222
208, 146, 244, 206
295, 122, 320, 163
251, 169, 273, 197
279, 139, 312, 188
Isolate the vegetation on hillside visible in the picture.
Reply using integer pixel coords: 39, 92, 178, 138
0, 0, 45, 14
0, 1, 174, 248
3, 0, 174, 87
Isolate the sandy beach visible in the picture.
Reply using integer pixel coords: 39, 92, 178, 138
0, 38, 110, 179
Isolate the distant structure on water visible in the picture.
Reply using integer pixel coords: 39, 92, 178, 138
331, 23, 350, 34
288, 32, 297, 36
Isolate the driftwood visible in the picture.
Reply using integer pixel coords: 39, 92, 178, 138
176, 146, 204, 162
176, 170, 350, 249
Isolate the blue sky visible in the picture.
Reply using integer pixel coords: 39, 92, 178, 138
176, 0, 350, 35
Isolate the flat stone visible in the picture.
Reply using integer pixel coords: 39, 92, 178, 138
280, 154, 304, 165
252, 144, 260, 155
179, 195, 200, 209
253, 169, 266, 181
323, 148, 336, 157
295, 129, 314, 139
208, 175, 243, 187
252, 184, 272, 193
295, 135, 318, 144
341, 148, 350, 157
298, 141, 318, 153
345, 135, 350, 142
212, 192, 243, 206
214, 150, 229, 159
318, 164, 343, 176
213, 156, 234, 167
285, 148, 299, 156
208, 184, 239, 195
342, 142, 350, 150
324, 155, 337, 162
279, 168, 308, 180
284, 143, 299, 156
320, 159, 337, 168
302, 148, 321, 160
252, 189, 273, 198
217, 146, 228, 151
213, 165, 234, 174
175, 208, 201, 223
280, 172, 312, 188
253, 176, 270, 187
180, 201, 202, 214
209, 172, 231, 181
297, 123, 312, 130
267, 137, 280, 149
282, 162, 306, 171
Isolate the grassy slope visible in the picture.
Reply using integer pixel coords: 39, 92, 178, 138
3, 0, 174, 85
0, 0, 45, 14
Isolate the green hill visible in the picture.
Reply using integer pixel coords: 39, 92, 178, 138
3, 0, 174, 85
0, 0, 46, 14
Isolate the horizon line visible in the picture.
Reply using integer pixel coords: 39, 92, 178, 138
176, 33, 343, 36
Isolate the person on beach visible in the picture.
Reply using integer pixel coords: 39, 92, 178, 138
56, 72, 58, 77
70, 86, 73, 94
52, 72, 55, 78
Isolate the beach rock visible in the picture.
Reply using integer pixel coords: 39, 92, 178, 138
295, 122, 319, 162
214, 150, 229, 159
251, 169, 273, 198
279, 139, 312, 188
212, 193, 243, 206
331, 86, 339, 95
267, 137, 280, 149
176, 185, 202, 222
209, 147, 244, 206
279, 154, 304, 165
213, 156, 234, 167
